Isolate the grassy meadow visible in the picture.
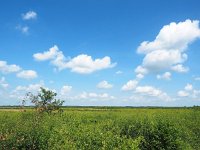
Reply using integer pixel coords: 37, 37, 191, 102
0, 107, 200, 149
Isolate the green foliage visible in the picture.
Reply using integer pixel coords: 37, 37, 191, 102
121, 118, 185, 150
0, 108, 199, 149
26, 87, 64, 114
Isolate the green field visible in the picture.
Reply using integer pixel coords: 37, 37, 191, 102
0, 107, 200, 149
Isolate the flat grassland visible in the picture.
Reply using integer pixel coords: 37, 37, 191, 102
0, 107, 200, 149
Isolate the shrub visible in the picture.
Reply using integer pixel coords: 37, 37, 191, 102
25, 87, 64, 114
121, 118, 184, 150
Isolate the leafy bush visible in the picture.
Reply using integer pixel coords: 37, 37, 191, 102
25, 87, 64, 114
120, 119, 183, 149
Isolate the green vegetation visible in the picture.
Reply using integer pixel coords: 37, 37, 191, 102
25, 87, 64, 114
0, 107, 199, 149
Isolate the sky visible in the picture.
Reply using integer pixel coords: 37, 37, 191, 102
0, 0, 200, 106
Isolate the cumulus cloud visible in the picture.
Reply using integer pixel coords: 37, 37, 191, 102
177, 90, 189, 97
97, 80, 113, 89
66, 55, 115, 74
121, 80, 138, 91
192, 90, 200, 99
22, 11, 37, 20
134, 66, 148, 79
17, 70, 38, 79
157, 72, 171, 80
0, 61, 21, 74
121, 78, 171, 101
142, 50, 187, 72
0, 77, 9, 89
15, 82, 44, 93
135, 65, 148, 75
12, 82, 74, 101
0, 60, 37, 80
73, 92, 115, 100
171, 64, 189, 73
135, 86, 170, 100
177, 83, 200, 99
137, 19, 200, 54
11, 81, 45, 100
136, 19, 200, 77
136, 73, 144, 79
33, 45, 58, 61
60, 85, 72, 96
184, 83, 193, 91
33, 45, 116, 74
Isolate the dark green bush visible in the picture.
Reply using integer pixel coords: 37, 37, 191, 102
0, 112, 57, 149
121, 118, 185, 150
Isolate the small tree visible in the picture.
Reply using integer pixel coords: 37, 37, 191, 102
26, 87, 64, 114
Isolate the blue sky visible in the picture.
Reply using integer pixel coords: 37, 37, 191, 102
0, 0, 200, 106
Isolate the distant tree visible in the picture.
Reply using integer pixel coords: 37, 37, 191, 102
26, 87, 64, 114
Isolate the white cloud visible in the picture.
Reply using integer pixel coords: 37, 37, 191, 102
192, 90, 200, 98
136, 73, 144, 79
0, 77, 9, 89
177, 90, 189, 97
0, 60, 37, 80
171, 64, 189, 73
121, 80, 138, 91
16, 25, 29, 34
17, 70, 38, 79
136, 19, 200, 76
184, 83, 193, 91
11, 81, 45, 100
135, 65, 148, 75
74, 92, 115, 100
134, 66, 148, 80
142, 50, 187, 72
66, 54, 116, 74
157, 72, 171, 80
15, 86, 27, 91
116, 70, 123, 74
22, 11, 37, 20
137, 19, 200, 54
0, 61, 21, 73
33, 45, 59, 61
33, 45, 116, 74
177, 83, 200, 99
135, 86, 169, 100
97, 80, 113, 89
60, 85, 72, 96
15, 82, 44, 93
